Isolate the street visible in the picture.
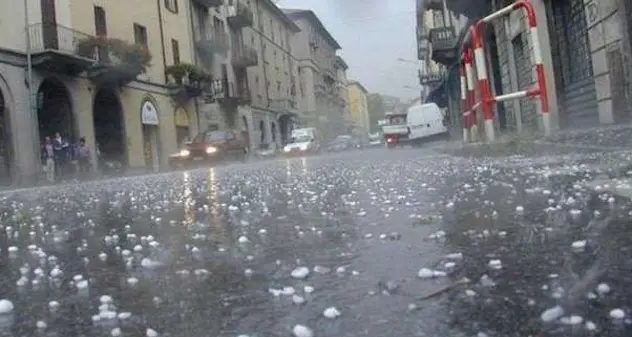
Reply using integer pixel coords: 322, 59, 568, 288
1, 140, 632, 337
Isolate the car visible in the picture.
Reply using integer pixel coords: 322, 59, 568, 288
169, 130, 248, 169
327, 136, 354, 152
283, 129, 321, 156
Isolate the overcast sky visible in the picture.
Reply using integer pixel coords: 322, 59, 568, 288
277, 0, 419, 100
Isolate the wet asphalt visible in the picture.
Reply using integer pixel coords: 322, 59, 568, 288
1, 141, 632, 337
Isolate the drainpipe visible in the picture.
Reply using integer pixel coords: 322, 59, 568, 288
156, 0, 168, 84
23, 0, 38, 184
255, 0, 270, 107
188, 1, 202, 132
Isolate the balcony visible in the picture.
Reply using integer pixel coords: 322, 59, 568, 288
418, 69, 443, 86
231, 46, 258, 68
210, 79, 251, 105
192, 0, 223, 7
424, 0, 444, 11
27, 23, 95, 75
196, 32, 229, 60
269, 99, 298, 114
76, 36, 151, 86
227, 4, 254, 29
166, 63, 212, 103
445, 0, 491, 18
429, 26, 458, 65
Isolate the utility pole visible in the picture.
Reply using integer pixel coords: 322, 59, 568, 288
24, 0, 39, 184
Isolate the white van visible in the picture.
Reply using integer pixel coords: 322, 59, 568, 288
283, 127, 321, 155
382, 103, 448, 148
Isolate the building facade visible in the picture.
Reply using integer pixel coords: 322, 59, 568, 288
420, 0, 632, 139
236, 0, 301, 149
0, 0, 202, 184
347, 81, 370, 136
334, 55, 353, 132
283, 9, 346, 141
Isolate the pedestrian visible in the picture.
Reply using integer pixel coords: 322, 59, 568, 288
76, 137, 91, 177
52, 132, 69, 181
43, 136, 55, 183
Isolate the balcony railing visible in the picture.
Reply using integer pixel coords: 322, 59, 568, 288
211, 79, 251, 105
429, 26, 458, 65
27, 23, 95, 74
227, 3, 254, 28
193, 0, 222, 7
269, 98, 298, 113
418, 69, 443, 86
232, 46, 258, 68
196, 31, 229, 58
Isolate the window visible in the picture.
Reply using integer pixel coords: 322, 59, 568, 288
133, 24, 148, 47
164, 0, 178, 13
171, 39, 180, 64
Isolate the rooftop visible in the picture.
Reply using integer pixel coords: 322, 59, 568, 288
282, 9, 341, 49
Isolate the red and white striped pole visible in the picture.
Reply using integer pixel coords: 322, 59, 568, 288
516, 0, 551, 136
471, 22, 495, 142
460, 62, 469, 142
464, 49, 477, 141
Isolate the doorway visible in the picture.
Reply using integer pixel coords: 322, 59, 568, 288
93, 88, 125, 172
259, 120, 265, 145
142, 125, 159, 172
0, 89, 10, 184
37, 79, 74, 142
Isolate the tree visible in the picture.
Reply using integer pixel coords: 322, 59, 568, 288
367, 93, 386, 133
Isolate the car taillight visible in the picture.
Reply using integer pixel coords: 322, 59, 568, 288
387, 137, 394, 143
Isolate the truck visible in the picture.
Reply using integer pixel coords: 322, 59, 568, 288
382, 103, 448, 148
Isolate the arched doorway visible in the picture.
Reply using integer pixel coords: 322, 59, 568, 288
37, 78, 74, 142
259, 120, 265, 145
93, 88, 125, 173
279, 115, 291, 145
0, 89, 10, 183
140, 99, 160, 172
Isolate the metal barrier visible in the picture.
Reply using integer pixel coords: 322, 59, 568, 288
460, 0, 550, 142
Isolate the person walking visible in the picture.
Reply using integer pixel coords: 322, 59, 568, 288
52, 132, 69, 181
43, 136, 55, 183
76, 137, 91, 178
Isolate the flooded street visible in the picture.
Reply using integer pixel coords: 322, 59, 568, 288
1, 145, 632, 337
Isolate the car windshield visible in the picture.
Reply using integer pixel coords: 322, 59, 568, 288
291, 135, 312, 143
193, 131, 228, 143
388, 115, 406, 125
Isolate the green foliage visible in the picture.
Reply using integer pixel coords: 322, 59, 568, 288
165, 63, 213, 86
76, 36, 151, 73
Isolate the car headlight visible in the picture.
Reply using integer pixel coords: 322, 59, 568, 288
284, 147, 291, 152
180, 149, 190, 157
206, 146, 217, 154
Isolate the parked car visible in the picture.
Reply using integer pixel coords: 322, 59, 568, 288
169, 130, 247, 169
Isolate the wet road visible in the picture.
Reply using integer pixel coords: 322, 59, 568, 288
1, 144, 632, 337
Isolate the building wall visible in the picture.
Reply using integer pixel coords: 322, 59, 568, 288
243, 0, 298, 148
286, 13, 343, 139
347, 83, 369, 134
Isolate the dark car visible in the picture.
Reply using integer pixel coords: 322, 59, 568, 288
169, 130, 248, 168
